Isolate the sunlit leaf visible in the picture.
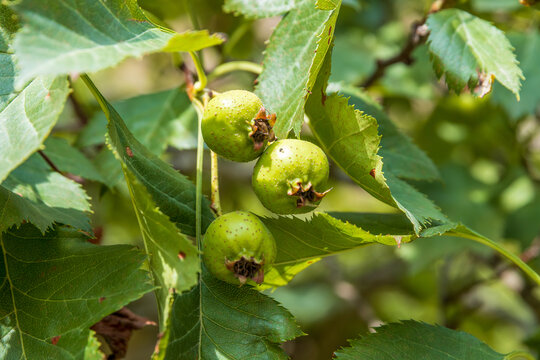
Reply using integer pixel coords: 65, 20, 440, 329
124, 170, 199, 323
77, 88, 197, 187
426, 9, 523, 99
334, 321, 511, 360
82, 75, 215, 237
0, 155, 91, 233
256, 0, 340, 137
156, 267, 303, 360
307, 52, 448, 232
260, 212, 416, 288
12, 0, 223, 86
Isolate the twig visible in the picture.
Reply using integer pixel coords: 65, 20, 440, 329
361, 21, 429, 88
360, 0, 452, 89
38, 150, 62, 174
69, 92, 89, 125
210, 151, 222, 216
207, 61, 262, 82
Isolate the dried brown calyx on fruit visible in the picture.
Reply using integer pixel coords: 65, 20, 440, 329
287, 181, 331, 208
249, 107, 276, 151
225, 256, 265, 284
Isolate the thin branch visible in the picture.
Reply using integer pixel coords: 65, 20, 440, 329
38, 150, 62, 174
210, 151, 222, 216
69, 92, 89, 125
360, 0, 453, 89
361, 21, 428, 88
207, 61, 262, 82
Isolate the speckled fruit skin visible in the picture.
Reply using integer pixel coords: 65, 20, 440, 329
202, 211, 276, 285
202, 90, 265, 162
252, 139, 330, 214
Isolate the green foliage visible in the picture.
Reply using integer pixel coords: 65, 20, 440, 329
42, 137, 105, 183
77, 88, 196, 186
308, 52, 448, 232
11, 0, 223, 86
157, 267, 303, 360
260, 212, 416, 288
256, 0, 340, 138
0, 74, 69, 183
82, 76, 215, 237
2, 0, 539, 358
0, 225, 153, 359
426, 9, 523, 99
0, 155, 91, 233
334, 321, 508, 359
124, 170, 199, 324
491, 30, 540, 120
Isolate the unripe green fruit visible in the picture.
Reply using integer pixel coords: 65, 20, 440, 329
202, 211, 276, 285
201, 90, 276, 162
252, 139, 331, 214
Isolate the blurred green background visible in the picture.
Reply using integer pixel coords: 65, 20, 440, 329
50, 0, 540, 358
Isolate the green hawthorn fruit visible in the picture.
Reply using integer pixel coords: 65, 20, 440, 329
252, 139, 331, 214
201, 90, 276, 162
202, 211, 276, 285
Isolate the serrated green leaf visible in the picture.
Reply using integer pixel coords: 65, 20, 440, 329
334, 320, 509, 360
81, 75, 214, 238
77, 88, 197, 187
78, 88, 196, 151
260, 212, 416, 288
491, 30, 540, 120
0, 224, 154, 360
0, 5, 18, 109
11, 0, 223, 86
345, 89, 440, 181
84, 331, 104, 360
1, 5, 70, 184
42, 137, 105, 183
124, 170, 199, 325
0, 73, 69, 182
0, 154, 92, 233
256, 0, 340, 138
426, 9, 523, 99
307, 49, 449, 233
223, 0, 301, 18
157, 267, 303, 360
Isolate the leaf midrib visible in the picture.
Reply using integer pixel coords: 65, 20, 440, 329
0, 234, 28, 360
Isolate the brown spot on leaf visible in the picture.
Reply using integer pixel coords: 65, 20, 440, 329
51, 335, 61, 345
126, 146, 133, 157
473, 71, 495, 98
178, 251, 186, 260
99, 297, 106, 303
91, 307, 156, 359
321, 88, 327, 105
370, 169, 376, 178
45, 92, 51, 100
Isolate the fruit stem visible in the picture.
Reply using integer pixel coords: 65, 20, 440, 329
210, 151, 222, 216
505, 351, 535, 360
193, 96, 206, 252
207, 61, 263, 82
189, 51, 207, 93
449, 230, 540, 286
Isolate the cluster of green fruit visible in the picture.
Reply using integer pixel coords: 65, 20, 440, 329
201, 90, 331, 286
